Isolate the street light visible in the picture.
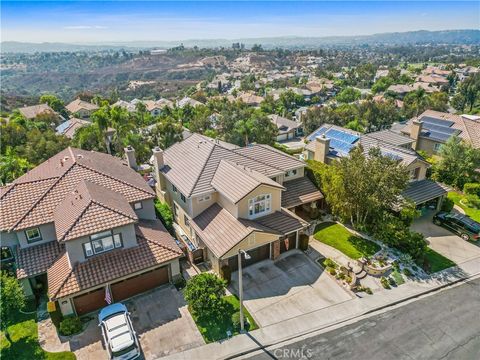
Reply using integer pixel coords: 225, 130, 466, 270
238, 249, 251, 333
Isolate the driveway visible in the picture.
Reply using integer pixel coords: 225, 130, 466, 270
64, 286, 204, 359
411, 214, 480, 264
229, 251, 352, 327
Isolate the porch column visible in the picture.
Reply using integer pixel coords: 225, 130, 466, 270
436, 196, 444, 211
295, 230, 299, 249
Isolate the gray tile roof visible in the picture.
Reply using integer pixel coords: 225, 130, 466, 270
254, 209, 307, 235
364, 130, 414, 147
402, 179, 449, 204
281, 177, 324, 208
268, 114, 300, 134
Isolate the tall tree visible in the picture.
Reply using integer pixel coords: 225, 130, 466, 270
149, 117, 183, 149
0, 272, 26, 343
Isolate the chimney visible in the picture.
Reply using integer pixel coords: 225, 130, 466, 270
314, 135, 330, 163
410, 120, 423, 150
152, 147, 167, 193
124, 145, 137, 170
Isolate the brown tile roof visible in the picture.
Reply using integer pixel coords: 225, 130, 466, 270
58, 118, 91, 139
268, 114, 300, 134
65, 99, 99, 114
255, 209, 308, 235
281, 177, 324, 208
162, 133, 302, 198
212, 160, 284, 204
0, 147, 154, 232
400, 110, 480, 148
48, 220, 182, 299
54, 180, 138, 241
190, 203, 280, 258
16, 241, 64, 279
18, 104, 56, 119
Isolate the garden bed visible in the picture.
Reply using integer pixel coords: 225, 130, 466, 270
313, 222, 380, 259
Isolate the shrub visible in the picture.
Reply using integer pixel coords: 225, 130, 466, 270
174, 276, 186, 290
380, 277, 391, 289
464, 183, 480, 197
388, 277, 396, 287
220, 265, 232, 285
328, 268, 337, 276
403, 268, 412, 277
392, 260, 400, 271
345, 275, 352, 284
231, 311, 241, 331
59, 317, 82, 336
323, 258, 337, 269
441, 197, 454, 212
365, 287, 373, 295
465, 194, 480, 209
184, 273, 227, 320
154, 200, 174, 234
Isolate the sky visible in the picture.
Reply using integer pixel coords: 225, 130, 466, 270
1, 1, 479, 43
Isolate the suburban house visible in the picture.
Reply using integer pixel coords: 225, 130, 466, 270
55, 118, 91, 138
0, 148, 182, 316
304, 124, 448, 211
153, 134, 323, 273
398, 110, 480, 154
177, 97, 203, 108
17, 104, 62, 121
268, 114, 302, 141
65, 99, 99, 119
237, 92, 264, 107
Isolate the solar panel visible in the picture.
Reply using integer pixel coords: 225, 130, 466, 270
56, 121, 71, 134
306, 126, 328, 142
427, 130, 453, 142
329, 138, 355, 155
421, 116, 455, 128
380, 149, 403, 161
325, 128, 359, 144
422, 123, 458, 135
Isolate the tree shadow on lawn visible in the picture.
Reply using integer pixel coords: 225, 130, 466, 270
347, 235, 380, 257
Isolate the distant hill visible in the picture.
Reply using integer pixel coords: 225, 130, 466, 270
2, 29, 479, 53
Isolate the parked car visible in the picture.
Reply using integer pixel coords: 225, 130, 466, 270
98, 303, 140, 360
433, 212, 480, 241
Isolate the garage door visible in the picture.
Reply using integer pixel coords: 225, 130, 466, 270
73, 287, 107, 316
228, 243, 270, 271
280, 234, 296, 254
111, 267, 169, 302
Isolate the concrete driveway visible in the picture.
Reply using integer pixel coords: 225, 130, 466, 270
411, 214, 480, 264
69, 286, 204, 359
229, 251, 352, 327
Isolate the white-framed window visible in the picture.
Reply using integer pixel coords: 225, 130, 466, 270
248, 194, 272, 219
172, 184, 178, 193
83, 230, 122, 257
285, 169, 298, 178
197, 194, 212, 203
25, 228, 42, 243
180, 193, 186, 202
133, 202, 143, 210
434, 143, 442, 152
184, 215, 190, 227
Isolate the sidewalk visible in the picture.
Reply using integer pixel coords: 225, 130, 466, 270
160, 255, 480, 360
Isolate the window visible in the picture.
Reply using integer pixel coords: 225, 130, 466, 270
25, 228, 42, 243
411, 167, 421, 180
1, 246, 13, 261
434, 143, 442, 152
285, 169, 298, 178
180, 193, 186, 202
197, 194, 212, 203
248, 194, 272, 219
83, 230, 122, 257
184, 215, 190, 227
133, 202, 143, 210
172, 184, 178, 193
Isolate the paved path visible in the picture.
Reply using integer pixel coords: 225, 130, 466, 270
160, 256, 480, 360
246, 277, 480, 360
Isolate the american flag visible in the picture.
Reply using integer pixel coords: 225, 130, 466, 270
105, 285, 112, 305
284, 238, 289, 250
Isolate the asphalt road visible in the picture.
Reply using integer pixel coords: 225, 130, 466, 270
246, 278, 480, 360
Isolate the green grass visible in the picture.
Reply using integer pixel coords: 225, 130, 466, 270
424, 248, 456, 274
448, 192, 480, 222
313, 222, 380, 260
192, 295, 258, 343
0, 301, 76, 360
391, 270, 405, 285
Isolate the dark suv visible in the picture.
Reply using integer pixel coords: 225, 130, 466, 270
433, 212, 480, 241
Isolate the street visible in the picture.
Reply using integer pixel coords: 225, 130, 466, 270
245, 278, 480, 360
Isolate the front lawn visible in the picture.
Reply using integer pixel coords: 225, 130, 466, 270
192, 295, 258, 343
448, 191, 480, 222
423, 248, 456, 274
314, 222, 380, 259
0, 301, 76, 360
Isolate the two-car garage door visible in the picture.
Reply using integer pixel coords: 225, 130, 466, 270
72, 266, 169, 315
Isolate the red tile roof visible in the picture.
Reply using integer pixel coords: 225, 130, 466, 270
48, 220, 182, 299
16, 241, 64, 279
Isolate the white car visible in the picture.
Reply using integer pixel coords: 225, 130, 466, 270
98, 303, 140, 360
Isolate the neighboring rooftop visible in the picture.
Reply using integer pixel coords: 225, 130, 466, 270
55, 118, 91, 138
18, 104, 56, 119
65, 99, 99, 114
305, 124, 361, 158
268, 114, 300, 134
402, 179, 449, 205
363, 129, 414, 148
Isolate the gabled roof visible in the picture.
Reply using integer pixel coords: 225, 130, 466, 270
48, 220, 182, 300
402, 179, 449, 205
363, 130, 414, 147
16, 241, 64, 279
0, 147, 154, 232
55, 118, 91, 138
281, 177, 324, 208
66, 99, 99, 114
54, 180, 138, 241
18, 104, 56, 119
212, 160, 284, 204
268, 114, 300, 134
305, 124, 361, 158
162, 134, 303, 198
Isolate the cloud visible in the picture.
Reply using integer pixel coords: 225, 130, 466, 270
64, 25, 108, 30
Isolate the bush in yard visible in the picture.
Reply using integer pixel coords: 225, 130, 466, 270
403, 268, 412, 277
464, 183, 480, 197
465, 194, 480, 209
59, 317, 83, 336
388, 277, 396, 287
328, 268, 337, 276
441, 196, 454, 212
184, 273, 227, 320
231, 311, 241, 331
154, 199, 174, 234
380, 277, 391, 289
323, 258, 337, 269
0, 272, 26, 343
365, 287, 373, 295
220, 265, 232, 285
